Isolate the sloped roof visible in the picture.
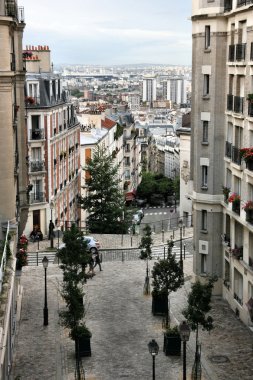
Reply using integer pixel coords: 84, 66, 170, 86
101, 118, 117, 129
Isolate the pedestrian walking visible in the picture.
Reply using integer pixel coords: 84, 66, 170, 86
87, 253, 95, 277
93, 251, 102, 271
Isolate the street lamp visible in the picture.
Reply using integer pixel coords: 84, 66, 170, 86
148, 339, 159, 380
49, 201, 54, 248
173, 192, 177, 212
179, 321, 191, 380
42, 256, 49, 326
178, 218, 184, 272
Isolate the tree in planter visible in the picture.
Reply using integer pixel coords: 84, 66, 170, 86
139, 225, 153, 295
57, 224, 91, 380
151, 242, 184, 328
182, 277, 217, 379
80, 145, 127, 234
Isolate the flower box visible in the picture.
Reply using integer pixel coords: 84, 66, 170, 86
246, 209, 253, 224
246, 160, 253, 171
152, 293, 168, 316
240, 148, 253, 168
163, 328, 181, 356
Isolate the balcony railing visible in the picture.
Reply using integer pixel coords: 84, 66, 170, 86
227, 94, 233, 111
237, 0, 253, 7
228, 45, 235, 61
224, 0, 233, 11
232, 146, 241, 165
251, 42, 253, 61
225, 141, 232, 158
30, 161, 45, 172
234, 292, 243, 306
6, 1, 18, 19
234, 96, 244, 114
30, 192, 45, 204
29, 129, 44, 140
248, 101, 253, 117
236, 43, 246, 61
232, 200, 241, 215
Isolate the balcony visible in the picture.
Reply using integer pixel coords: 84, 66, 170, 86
237, 0, 253, 7
29, 129, 44, 140
246, 209, 253, 224
231, 246, 243, 260
6, 1, 18, 19
30, 161, 45, 172
228, 45, 235, 62
227, 94, 233, 111
224, 0, 233, 11
30, 192, 45, 204
232, 146, 241, 165
234, 96, 244, 114
236, 44, 246, 61
225, 141, 232, 159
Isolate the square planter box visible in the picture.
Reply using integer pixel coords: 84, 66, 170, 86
246, 160, 253, 171
232, 202, 240, 215
77, 336, 91, 357
246, 210, 253, 224
163, 334, 181, 356
152, 293, 168, 316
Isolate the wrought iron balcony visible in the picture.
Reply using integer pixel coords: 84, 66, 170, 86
224, 0, 233, 11
234, 96, 244, 114
236, 43, 246, 61
225, 141, 232, 159
237, 0, 253, 7
30, 192, 45, 204
228, 45, 235, 61
30, 161, 45, 172
29, 129, 44, 140
248, 102, 253, 117
232, 146, 242, 165
6, 1, 18, 18
227, 94, 233, 111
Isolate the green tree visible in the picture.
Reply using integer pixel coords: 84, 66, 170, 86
57, 224, 91, 379
182, 277, 216, 357
136, 172, 157, 201
80, 145, 127, 233
139, 225, 153, 295
152, 240, 183, 328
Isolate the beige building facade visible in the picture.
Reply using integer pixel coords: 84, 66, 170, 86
191, 0, 253, 326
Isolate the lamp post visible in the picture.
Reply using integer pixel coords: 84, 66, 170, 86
49, 201, 54, 248
178, 218, 184, 272
42, 256, 49, 326
179, 321, 191, 380
148, 339, 159, 380
173, 192, 177, 212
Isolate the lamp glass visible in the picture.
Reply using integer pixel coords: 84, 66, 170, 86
50, 200, 54, 210
148, 339, 159, 356
178, 218, 184, 228
179, 321, 191, 342
42, 256, 49, 269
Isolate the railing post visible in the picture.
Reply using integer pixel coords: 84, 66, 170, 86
36, 251, 39, 266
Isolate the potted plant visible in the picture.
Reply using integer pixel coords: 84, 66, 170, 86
151, 241, 184, 327
240, 147, 253, 170
243, 200, 253, 223
228, 192, 241, 214
222, 186, 230, 203
16, 247, 28, 269
163, 325, 181, 356
139, 225, 153, 295
70, 324, 92, 357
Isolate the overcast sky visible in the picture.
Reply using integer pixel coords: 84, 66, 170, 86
21, 0, 192, 66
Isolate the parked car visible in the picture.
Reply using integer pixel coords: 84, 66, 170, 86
59, 236, 100, 254
132, 210, 144, 225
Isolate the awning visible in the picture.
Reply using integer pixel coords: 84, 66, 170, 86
125, 191, 136, 201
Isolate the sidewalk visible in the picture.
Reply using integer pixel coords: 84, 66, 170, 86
11, 252, 253, 379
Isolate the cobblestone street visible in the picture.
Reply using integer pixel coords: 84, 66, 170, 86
11, 243, 253, 380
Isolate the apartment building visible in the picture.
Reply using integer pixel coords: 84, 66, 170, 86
142, 76, 157, 103
0, 1, 27, 378
163, 77, 186, 105
191, 0, 253, 325
23, 45, 80, 236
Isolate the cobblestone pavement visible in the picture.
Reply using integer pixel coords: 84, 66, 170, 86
11, 229, 253, 380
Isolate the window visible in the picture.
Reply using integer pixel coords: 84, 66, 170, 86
201, 210, 207, 231
203, 75, 210, 96
234, 268, 243, 305
226, 169, 232, 189
201, 254, 207, 273
202, 121, 208, 143
205, 26, 210, 49
201, 166, 208, 188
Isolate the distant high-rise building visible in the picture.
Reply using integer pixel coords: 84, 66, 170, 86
163, 77, 186, 104
142, 77, 157, 103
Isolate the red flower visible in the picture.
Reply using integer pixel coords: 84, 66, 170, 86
228, 193, 240, 203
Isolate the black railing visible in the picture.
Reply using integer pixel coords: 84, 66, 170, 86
225, 141, 232, 158
29, 129, 44, 140
228, 45, 235, 61
6, 1, 18, 18
227, 94, 233, 111
237, 0, 253, 7
234, 96, 244, 114
30, 161, 45, 172
30, 192, 45, 204
248, 102, 253, 117
236, 43, 246, 61
232, 146, 241, 165
224, 0, 233, 11
251, 42, 253, 61
232, 200, 241, 215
